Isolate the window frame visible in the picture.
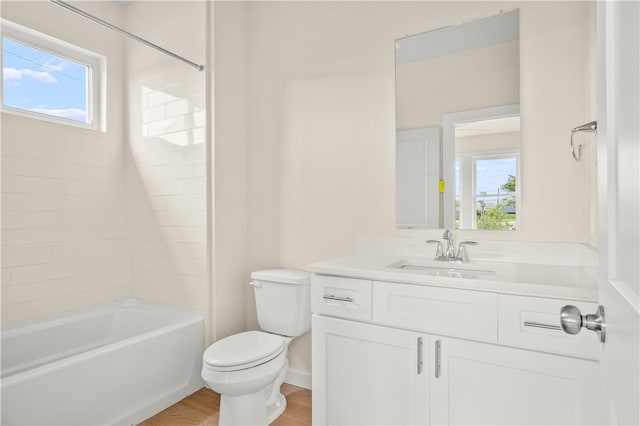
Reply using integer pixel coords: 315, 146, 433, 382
1, 18, 105, 131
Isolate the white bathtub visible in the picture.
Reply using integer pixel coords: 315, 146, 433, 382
1, 299, 205, 425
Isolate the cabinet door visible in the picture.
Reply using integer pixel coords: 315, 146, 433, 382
312, 315, 429, 425
430, 338, 600, 425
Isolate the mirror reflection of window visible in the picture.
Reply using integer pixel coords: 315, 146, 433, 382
454, 116, 520, 230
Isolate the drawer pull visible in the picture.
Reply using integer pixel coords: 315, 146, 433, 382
323, 294, 354, 303
523, 321, 562, 331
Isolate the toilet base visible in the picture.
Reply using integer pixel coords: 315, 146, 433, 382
218, 390, 286, 426
267, 392, 287, 424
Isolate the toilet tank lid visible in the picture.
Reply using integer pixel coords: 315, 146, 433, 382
251, 269, 311, 285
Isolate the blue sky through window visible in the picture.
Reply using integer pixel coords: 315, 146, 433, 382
476, 157, 516, 194
2, 37, 87, 122
455, 157, 517, 196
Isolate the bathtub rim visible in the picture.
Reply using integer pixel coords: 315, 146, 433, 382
1, 298, 205, 384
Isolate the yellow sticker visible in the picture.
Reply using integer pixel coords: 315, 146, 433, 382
439, 180, 445, 192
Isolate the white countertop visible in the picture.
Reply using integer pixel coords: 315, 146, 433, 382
307, 255, 598, 302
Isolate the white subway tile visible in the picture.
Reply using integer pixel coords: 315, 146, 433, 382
142, 179, 184, 196
142, 104, 166, 124
156, 210, 206, 227
165, 161, 205, 179
137, 165, 166, 182
167, 242, 206, 260
11, 261, 78, 285
2, 211, 47, 229
181, 177, 207, 194
2, 193, 66, 211
143, 148, 184, 166
2, 268, 13, 286
2, 282, 53, 304
192, 110, 206, 128
2, 298, 63, 323
48, 276, 87, 296
147, 116, 185, 137
164, 194, 206, 211
49, 240, 128, 261
165, 99, 190, 118
163, 131, 189, 146
147, 90, 179, 108
192, 127, 206, 144
162, 226, 205, 243
162, 83, 184, 99
184, 144, 206, 162
140, 73, 165, 92
1, 246, 52, 267
149, 196, 166, 211
174, 257, 206, 276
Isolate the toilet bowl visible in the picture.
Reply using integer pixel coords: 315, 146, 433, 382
202, 331, 290, 425
201, 269, 311, 426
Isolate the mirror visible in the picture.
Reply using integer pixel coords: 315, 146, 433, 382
395, 10, 520, 229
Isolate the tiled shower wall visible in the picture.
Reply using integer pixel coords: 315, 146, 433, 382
1, 1, 208, 324
1, 2, 129, 322
124, 1, 208, 314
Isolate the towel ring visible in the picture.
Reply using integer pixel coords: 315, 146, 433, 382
570, 121, 597, 161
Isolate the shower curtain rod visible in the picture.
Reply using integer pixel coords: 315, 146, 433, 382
48, 0, 205, 72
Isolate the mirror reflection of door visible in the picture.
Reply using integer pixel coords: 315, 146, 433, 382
396, 128, 440, 228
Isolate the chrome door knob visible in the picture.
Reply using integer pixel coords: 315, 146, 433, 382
560, 305, 583, 334
560, 305, 606, 343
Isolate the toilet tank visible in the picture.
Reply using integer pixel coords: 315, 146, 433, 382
251, 269, 311, 337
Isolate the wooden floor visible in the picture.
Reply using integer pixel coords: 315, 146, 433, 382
139, 384, 311, 426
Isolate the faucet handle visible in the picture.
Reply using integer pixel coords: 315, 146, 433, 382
425, 240, 443, 259
456, 241, 478, 262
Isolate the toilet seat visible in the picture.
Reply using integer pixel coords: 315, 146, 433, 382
203, 331, 285, 372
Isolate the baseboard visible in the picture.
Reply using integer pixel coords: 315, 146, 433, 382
285, 368, 312, 390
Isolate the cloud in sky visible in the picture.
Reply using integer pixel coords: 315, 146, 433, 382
2, 67, 58, 84
21, 69, 58, 83
43, 61, 69, 73
3, 67, 22, 84
29, 107, 86, 122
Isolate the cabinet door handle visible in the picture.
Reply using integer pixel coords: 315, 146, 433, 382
322, 294, 353, 302
523, 321, 562, 331
417, 337, 424, 374
435, 340, 441, 378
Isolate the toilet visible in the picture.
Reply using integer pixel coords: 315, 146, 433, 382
201, 269, 311, 425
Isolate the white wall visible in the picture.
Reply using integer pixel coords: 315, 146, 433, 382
456, 131, 521, 154
213, 1, 596, 377
211, 2, 249, 342
1, 1, 129, 323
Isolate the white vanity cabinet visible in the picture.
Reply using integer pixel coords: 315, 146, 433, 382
311, 274, 601, 425
429, 337, 600, 425
312, 316, 429, 425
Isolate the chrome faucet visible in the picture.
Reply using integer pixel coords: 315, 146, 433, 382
442, 229, 455, 259
426, 229, 477, 263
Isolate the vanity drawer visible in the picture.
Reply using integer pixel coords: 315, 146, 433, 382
311, 275, 372, 321
372, 281, 498, 341
498, 294, 600, 359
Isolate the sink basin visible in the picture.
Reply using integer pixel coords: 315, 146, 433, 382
387, 260, 495, 279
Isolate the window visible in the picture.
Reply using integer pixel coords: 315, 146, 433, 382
1, 19, 104, 130
456, 152, 520, 230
